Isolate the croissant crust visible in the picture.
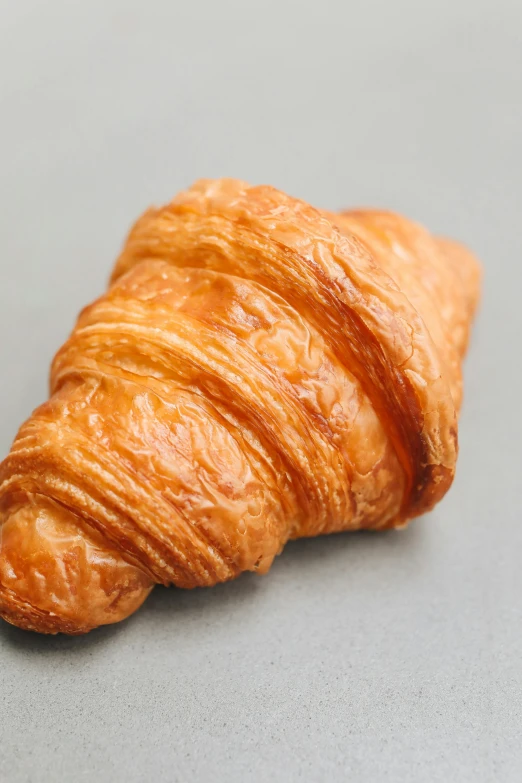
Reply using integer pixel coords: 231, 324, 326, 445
0, 179, 481, 633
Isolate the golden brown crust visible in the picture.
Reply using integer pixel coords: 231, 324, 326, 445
0, 494, 153, 634
0, 179, 481, 634
332, 210, 481, 412
113, 180, 459, 517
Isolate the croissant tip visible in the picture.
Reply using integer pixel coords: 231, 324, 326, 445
0, 496, 153, 635
0, 586, 93, 635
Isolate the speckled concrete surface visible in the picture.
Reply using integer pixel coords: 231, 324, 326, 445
1, 1, 521, 780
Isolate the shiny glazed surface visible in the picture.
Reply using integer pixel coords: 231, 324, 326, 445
0, 179, 481, 633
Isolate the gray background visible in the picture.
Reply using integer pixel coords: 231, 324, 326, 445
0, 0, 520, 781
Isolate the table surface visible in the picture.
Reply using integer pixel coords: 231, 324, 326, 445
1, 1, 521, 781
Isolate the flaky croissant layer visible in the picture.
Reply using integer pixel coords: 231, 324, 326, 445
0, 179, 481, 634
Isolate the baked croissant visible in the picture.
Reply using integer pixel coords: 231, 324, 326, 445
0, 179, 481, 634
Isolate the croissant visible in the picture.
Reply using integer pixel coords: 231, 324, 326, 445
0, 179, 481, 634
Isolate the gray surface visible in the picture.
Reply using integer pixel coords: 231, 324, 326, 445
0, 1, 521, 781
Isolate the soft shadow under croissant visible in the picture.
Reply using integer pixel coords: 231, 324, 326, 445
0, 179, 481, 634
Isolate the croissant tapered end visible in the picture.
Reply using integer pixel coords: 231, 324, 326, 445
0, 495, 153, 634
0, 179, 481, 634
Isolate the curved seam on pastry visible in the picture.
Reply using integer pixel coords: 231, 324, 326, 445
0, 440, 222, 586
